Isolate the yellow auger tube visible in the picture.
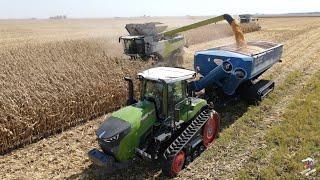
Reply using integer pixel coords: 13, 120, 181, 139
163, 14, 246, 47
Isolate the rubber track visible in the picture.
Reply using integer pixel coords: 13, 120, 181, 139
163, 109, 211, 159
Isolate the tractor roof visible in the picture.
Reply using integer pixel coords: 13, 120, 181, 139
138, 67, 196, 83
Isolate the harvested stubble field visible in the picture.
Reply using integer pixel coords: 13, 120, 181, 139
1, 17, 320, 179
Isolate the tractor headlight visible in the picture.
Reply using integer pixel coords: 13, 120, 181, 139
104, 134, 119, 142
96, 116, 131, 156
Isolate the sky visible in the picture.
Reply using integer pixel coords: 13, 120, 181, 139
0, 0, 319, 19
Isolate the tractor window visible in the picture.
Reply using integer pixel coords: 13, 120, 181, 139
171, 82, 183, 102
143, 80, 164, 116
144, 81, 163, 98
168, 81, 186, 113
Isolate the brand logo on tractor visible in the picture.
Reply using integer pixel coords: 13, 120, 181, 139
213, 58, 223, 66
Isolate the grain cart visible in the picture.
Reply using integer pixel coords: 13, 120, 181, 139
119, 14, 244, 66
88, 41, 283, 177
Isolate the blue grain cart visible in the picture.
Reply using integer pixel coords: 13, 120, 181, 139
189, 41, 283, 103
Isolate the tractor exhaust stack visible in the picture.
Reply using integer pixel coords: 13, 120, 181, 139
124, 77, 136, 105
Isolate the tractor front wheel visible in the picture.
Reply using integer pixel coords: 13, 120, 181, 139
162, 150, 186, 177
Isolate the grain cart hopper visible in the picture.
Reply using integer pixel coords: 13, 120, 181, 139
88, 40, 283, 177
119, 14, 245, 66
190, 41, 283, 104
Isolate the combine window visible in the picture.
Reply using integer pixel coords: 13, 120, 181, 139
123, 38, 145, 55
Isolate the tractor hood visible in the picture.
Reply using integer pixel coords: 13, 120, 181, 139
95, 100, 157, 161
111, 100, 155, 129
96, 117, 131, 139
97, 100, 155, 139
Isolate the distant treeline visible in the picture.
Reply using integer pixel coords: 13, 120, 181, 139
257, 12, 320, 18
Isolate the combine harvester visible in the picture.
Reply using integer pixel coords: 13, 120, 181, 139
119, 14, 259, 66
89, 14, 283, 177
239, 14, 261, 32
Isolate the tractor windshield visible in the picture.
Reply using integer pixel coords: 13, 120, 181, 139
144, 80, 163, 99
142, 80, 164, 116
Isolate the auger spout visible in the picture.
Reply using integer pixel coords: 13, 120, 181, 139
189, 61, 233, 92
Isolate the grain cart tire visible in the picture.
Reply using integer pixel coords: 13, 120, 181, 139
162, 150, 186, 177
202, 112, 219, 147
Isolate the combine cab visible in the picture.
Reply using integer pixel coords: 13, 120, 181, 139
119, 22, 185, 64
119, 35, 146, 59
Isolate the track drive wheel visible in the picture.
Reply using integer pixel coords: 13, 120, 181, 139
162, 151, 186, 177
202, 112, 220, 147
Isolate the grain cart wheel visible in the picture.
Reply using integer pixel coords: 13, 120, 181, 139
162, 151, 186, 177
202, 112, 220, 147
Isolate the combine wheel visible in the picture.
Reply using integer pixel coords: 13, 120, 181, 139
202, 112, 220, 147
162, 151, 186, 177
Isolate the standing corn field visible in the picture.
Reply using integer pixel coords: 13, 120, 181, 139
0, 38, 152, 154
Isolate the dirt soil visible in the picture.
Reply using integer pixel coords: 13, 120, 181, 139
1, 17, 320, 179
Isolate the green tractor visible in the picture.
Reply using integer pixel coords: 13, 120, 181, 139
89, 67, 220, 177
89, 37, 283, 176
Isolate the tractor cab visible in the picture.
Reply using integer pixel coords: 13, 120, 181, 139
137, 67, 196, 121
119, 36, 146, 59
